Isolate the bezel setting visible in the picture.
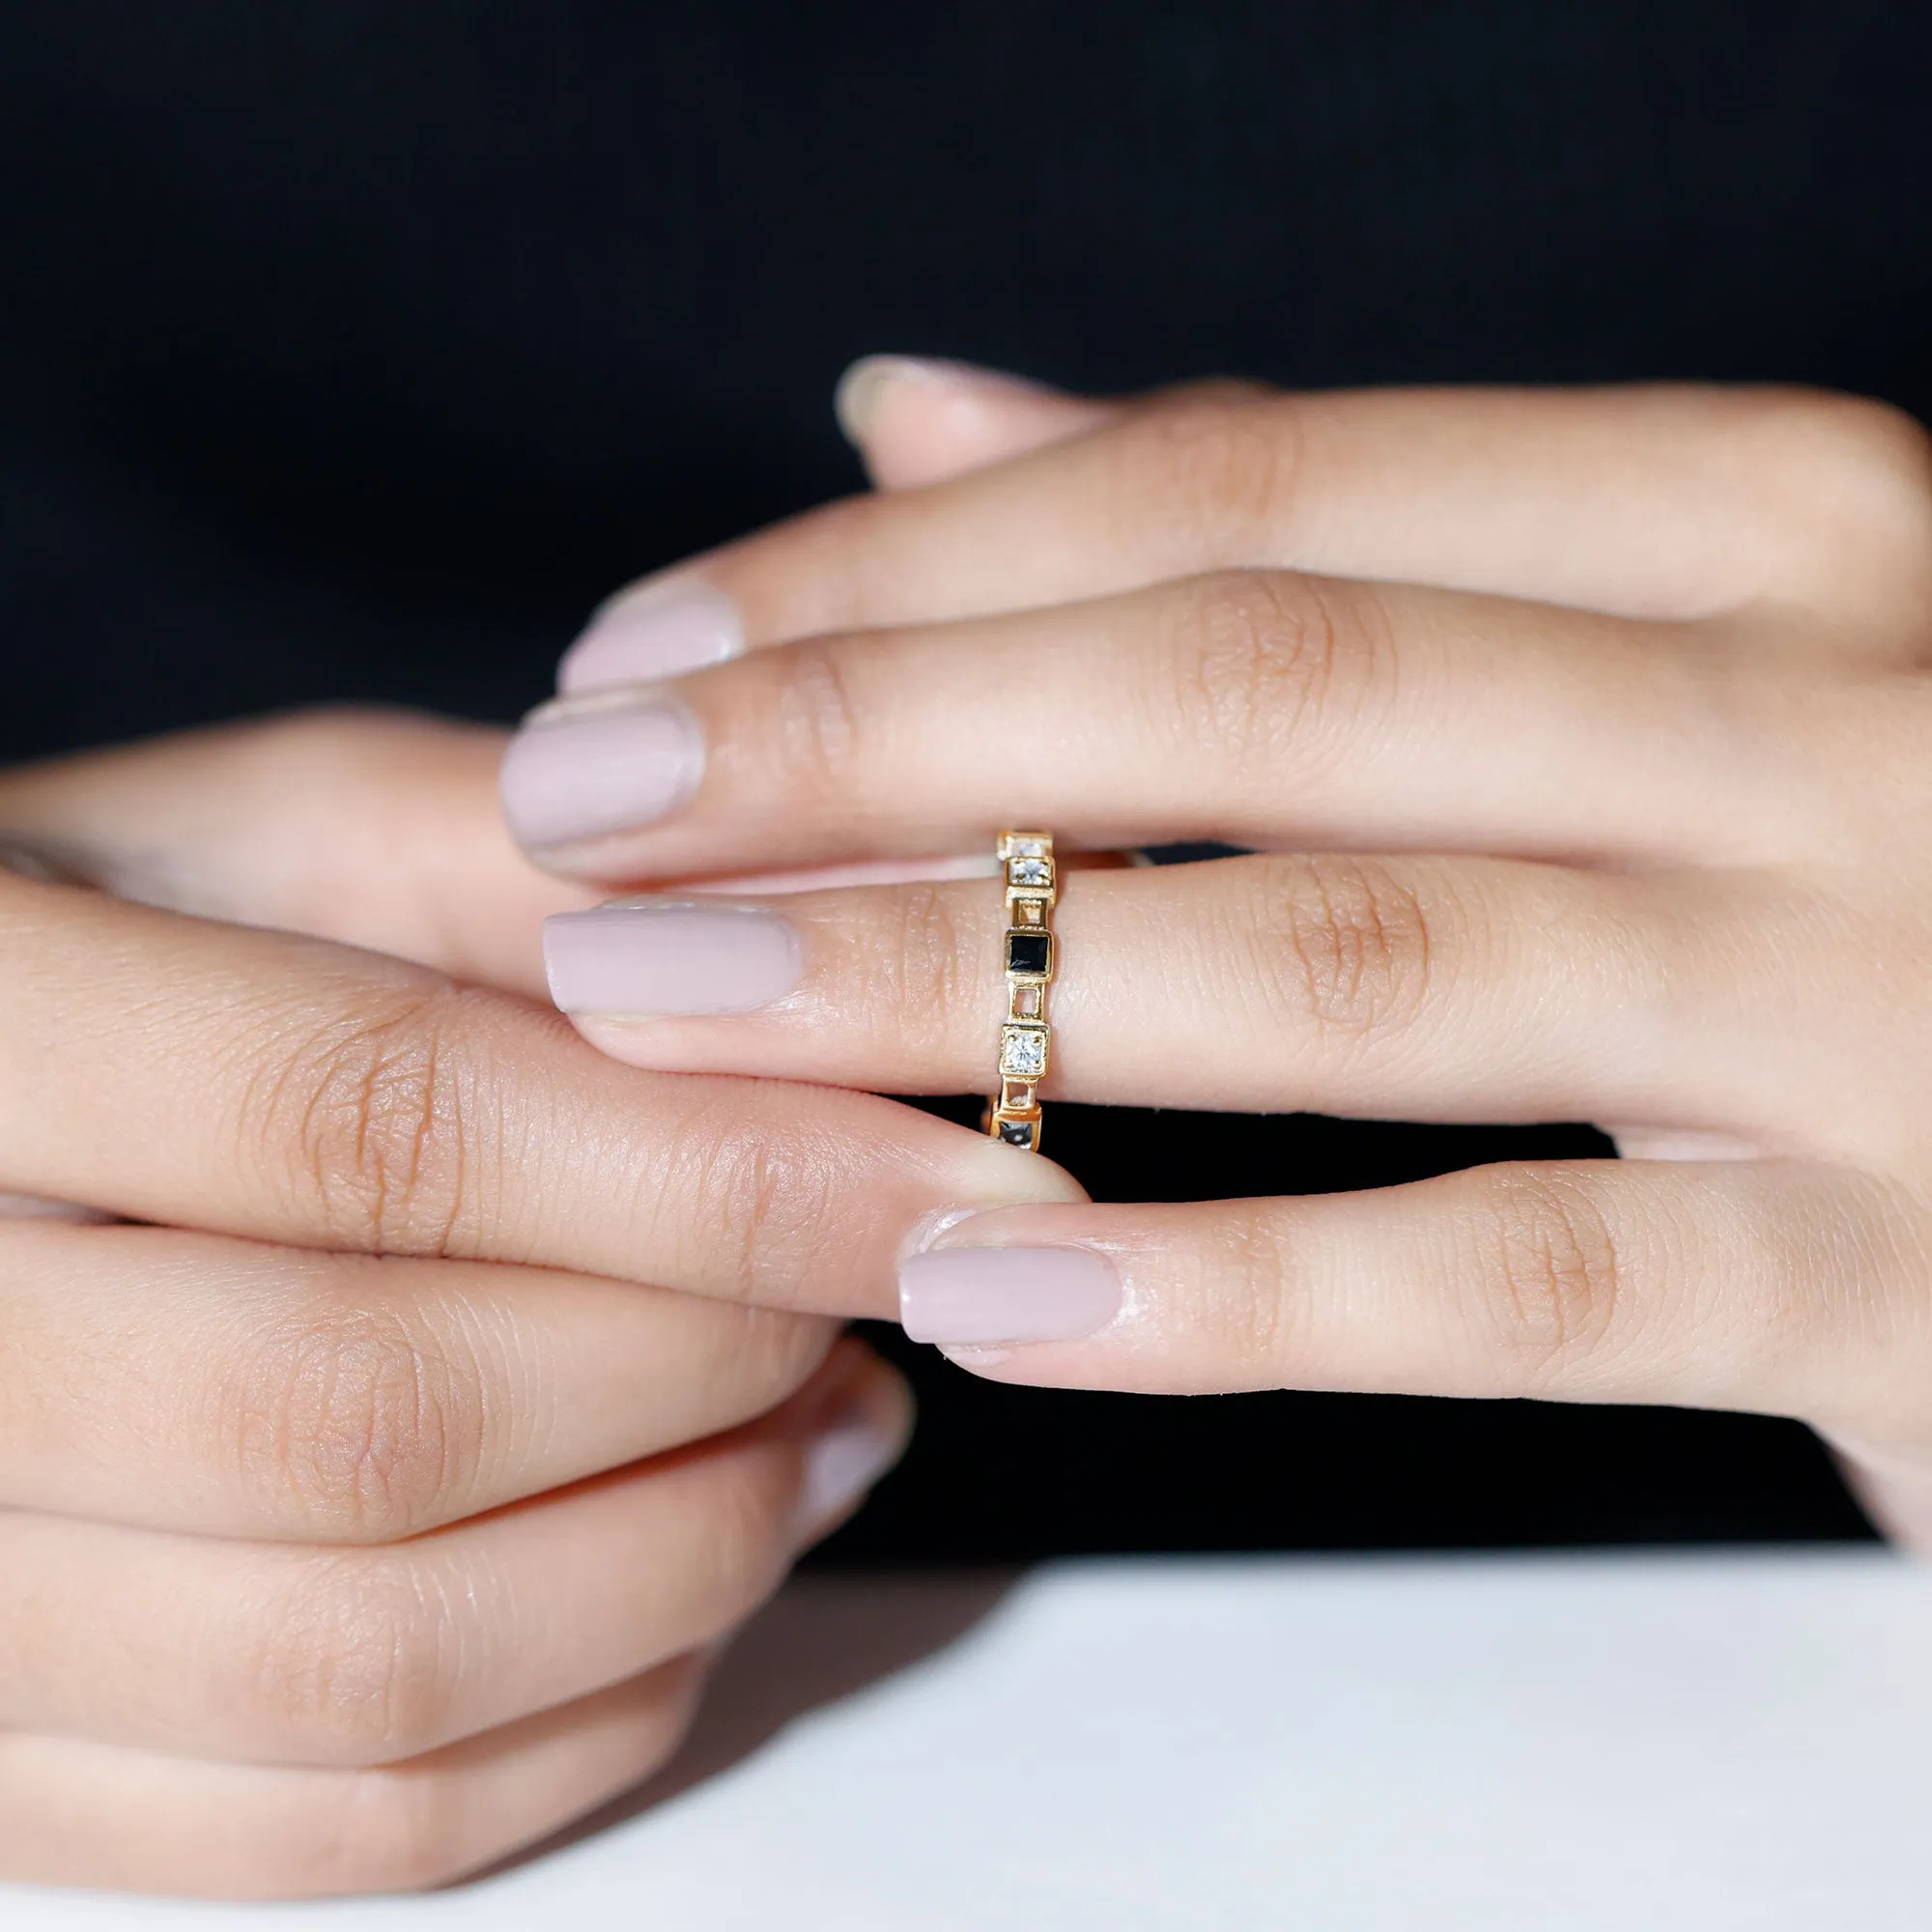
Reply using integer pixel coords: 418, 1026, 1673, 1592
986, 832, 1059, 1154
1000, 1021, 1050, 1079
1005, 928, 1054, 980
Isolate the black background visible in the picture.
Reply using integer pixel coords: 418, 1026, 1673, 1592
4, 1, 1918, 1558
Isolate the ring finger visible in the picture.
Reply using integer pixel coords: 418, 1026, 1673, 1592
541, 856, 1791, 1149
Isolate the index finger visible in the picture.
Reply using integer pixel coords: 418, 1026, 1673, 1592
0, 873, 1077, 1316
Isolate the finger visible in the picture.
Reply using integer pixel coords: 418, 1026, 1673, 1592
554, 360, 1118, 696
501, 569, 1815, 879
593, 384, 1932, 662
0, 708, 592, 996
541, 855, 1755, 1137
0, 1657, 707, 1897
0, 871, 1079, 1315
0, 1218, 837, 1541
0, 1339, 908, 1766
891, 1163, 1926, 1436
832, 355, 1118, 493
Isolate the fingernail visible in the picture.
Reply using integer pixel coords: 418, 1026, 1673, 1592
499, 698, 702, 851
0, 1192, 115, 1224
796, 1398, 903, 1534
557, 583, 744, 696
898, 1243, 1121, 1345
545, 902, 801, 1015
834, 355, 1057, 446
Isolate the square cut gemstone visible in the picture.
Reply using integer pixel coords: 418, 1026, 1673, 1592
998, 1117, 1038, 1150
1000, 1023, 1049, 1079
1009, 855, 1053, 888
1003, 835, 1048, 857
1006, 929, 1053, 977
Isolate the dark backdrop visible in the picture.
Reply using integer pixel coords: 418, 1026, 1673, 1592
3, 0, 1915, 1558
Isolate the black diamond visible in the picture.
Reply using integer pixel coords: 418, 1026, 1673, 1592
1006, 930, 1052, 977
998, 1119, 1037, 1149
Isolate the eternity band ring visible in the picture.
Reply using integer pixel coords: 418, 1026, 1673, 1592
982, 830, 1057, 1152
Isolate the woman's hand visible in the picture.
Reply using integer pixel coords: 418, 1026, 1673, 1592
499, 363, 1932, 1548
0, 712, 1072, 1895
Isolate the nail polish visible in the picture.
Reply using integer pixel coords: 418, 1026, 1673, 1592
556, 583, 744, 695
898, 1243, 1121, 1345
795, 1399, 903, 1534
499, 698, 703, 851
545, 903, 800, 1015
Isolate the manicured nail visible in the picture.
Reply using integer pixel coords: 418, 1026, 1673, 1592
545, 903, 800, 1015
557, 583, 744, 696
0, 1192, 115, 1224
499, 698, 702, 851
898, 1243, 1121, 1345
834, 355, 1058, 446
796, 1396, 903, 1534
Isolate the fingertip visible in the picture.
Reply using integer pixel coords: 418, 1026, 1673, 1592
834, 354, 1115, 489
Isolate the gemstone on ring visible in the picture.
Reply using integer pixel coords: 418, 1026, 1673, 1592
988, 832, 1058, 1153
1000, 1022, 1050, 1079
1006, 928, 1053, 977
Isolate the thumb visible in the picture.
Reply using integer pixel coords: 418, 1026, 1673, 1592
833, 355, 1118, 489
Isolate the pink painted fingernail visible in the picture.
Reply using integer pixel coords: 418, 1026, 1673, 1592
499, 698, 703, 851
796, 1397, 904, 1536
545, 903, 800, 1014
556, 583, 745, 695
898, 1244, 1121, 1345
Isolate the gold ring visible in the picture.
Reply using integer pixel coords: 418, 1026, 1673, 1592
982, 831, 1057, 1152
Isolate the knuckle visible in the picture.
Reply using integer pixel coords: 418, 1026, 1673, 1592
319, 1778, 476, 1894
668, 1093, 847, 1306
1743, 388, 1932, 574
248, 1552, 455, 1767
1163, 571, 1378, 772
313, 1673, 696, 1894
762, 637, 867, 810
854, 882, 972, 1059
226, 1279, 482, 1542
678, 1451, 796, 1623
1753, 387, 1931, 482
291, 1765, 486, 1895
1468, 1168, 1628, 1378
241, 705, 413, 781
1250, 854, 1440, 1041
712, 1305, 839, 1418
1194, 1203, 1302, 1376
1127, 388, 1299, 553
246, 983, 489, 1256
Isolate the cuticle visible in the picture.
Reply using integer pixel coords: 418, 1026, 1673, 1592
896, 1204, 995, 1264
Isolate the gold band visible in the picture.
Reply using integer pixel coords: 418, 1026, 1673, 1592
982, 831, 1057, 1152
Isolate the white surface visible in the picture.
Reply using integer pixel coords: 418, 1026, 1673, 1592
8, 1549, 1931, 1928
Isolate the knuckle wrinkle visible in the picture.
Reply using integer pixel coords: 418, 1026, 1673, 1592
229, 1292, 472, 1542
1261, 855, 1436, 1039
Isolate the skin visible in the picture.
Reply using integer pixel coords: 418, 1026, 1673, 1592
0, 716, 1080, 1895
508, 359, 1932, 1554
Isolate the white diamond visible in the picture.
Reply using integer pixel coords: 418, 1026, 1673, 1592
1009, 856, 1052, 887
1006, 836, 1047, 856
1001, 1024, 1048, 1077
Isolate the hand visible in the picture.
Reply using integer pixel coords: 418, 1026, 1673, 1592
499, 361, 1932, 1549
0, 710, 1072, 1896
